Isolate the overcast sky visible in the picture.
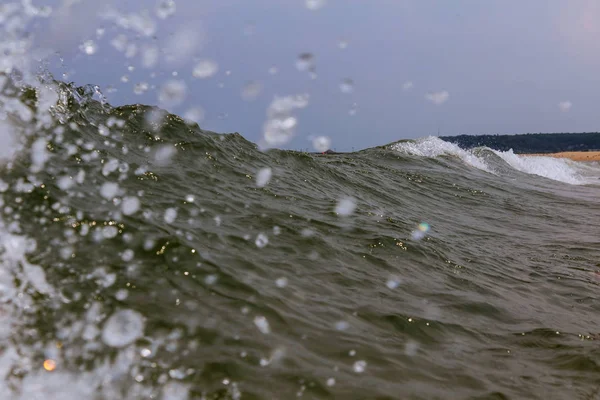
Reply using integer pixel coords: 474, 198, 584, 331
32, 0, 600, 151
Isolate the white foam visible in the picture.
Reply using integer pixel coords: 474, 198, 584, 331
493, 150, 590, 185
391, 136, 491, 172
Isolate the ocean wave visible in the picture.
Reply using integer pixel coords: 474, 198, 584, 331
390, 136, 599, 185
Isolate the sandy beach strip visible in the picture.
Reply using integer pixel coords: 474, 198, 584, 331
520, 151, 600, 162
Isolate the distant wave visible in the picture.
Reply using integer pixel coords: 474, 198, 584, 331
390, 136, 600, 185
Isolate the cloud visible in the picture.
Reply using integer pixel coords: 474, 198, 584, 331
402, 81, 413, 90
425, 90, 449, 105
558, 101, 572, 112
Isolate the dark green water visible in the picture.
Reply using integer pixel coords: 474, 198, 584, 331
1, 83, 600, 400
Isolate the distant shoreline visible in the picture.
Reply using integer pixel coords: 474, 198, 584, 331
520, 151, 600, 162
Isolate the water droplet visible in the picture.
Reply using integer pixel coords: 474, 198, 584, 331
141, 45, 159, 68
411, 222, 430, 240
326, 378, 335, 387
154, 144, 177, 166
255, 233, 269, 248
183, 106, 205, 124
425, 91, 449, 105
133, 82, 149, 95
268, 66, 278, 75
296, 53, 314, 72
121, 196, 140, 216
57, 176, 74, 191
256, 167, 272, 188
261, 94, 309, 149
185, 194, 195, 203
305, 0, 326, 10
335, 321, 349, 331
102, 226, 118, 239
275, 277, 288, 288
386, 275, 401, 289
158, 80, 187, 108
402, 81, 413, 91
338, 39, 348, 49
241, 81, 262, 101
348, 102, 358, 116
164, 208, 177, 224
312, 136, 331, 152
100, 182, 120, 200
254, 316, 271, 334
115, 289, 129, 300
102, 309, 145, 348
352, 360, 367, 373
335, 197, 356, 216
121, 249, 134, 262
141, 348, 152, 357
80, 40, 97, 55
204, 274, 218, 285
193, 60, 219, 79
273, 226, 281, 235
404, 340, 419, 356
156, 0, 176, 19
340, 78, 354, 94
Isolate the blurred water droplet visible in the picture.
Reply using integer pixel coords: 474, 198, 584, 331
352, 360, 367, 373
183, 106, 205, 124
256, 167, 272, 188
100, 182, 120, 200
185, 194, 195, 203
326, 378, 335, 387
335, 197, 356, 216
335, 320, 349, 331
102, 309, 145, 348
306, 0, 326, 10
133, 82, 149, 95
80, 40, 97, 55
386, 276, 401, 289
312, 136, 331, 152
273, 226, 281, 235
122, 196, 140, 216
164, 208, 178, 224
141, 45, 159, 68
338, 39, 348, 49
242, 81, 262, 101
296, 53, 314, 72
405, 340, 419, 356
255, 233, 269, 248
261, 94, 309, 149
115, 289, 129, 300
402, 81, 413, 90
193, 60, 219, 79
140, 348, 152, 357
349, 102, 358, 116
268, 66, 278, 75
154, 145, 177, 166
254, 316, 271, 334
411, 222, 430, 240
204, 274, 218, 285
275, 277, 288, 288
156, 0, 176, 19
102, 226, 118, 239
340, 78, 354, 94
158, 80, 187, 108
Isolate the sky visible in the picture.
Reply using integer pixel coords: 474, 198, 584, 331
23, 0, 600, 151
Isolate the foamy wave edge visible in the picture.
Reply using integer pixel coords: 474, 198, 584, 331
390, 136, 599, 185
